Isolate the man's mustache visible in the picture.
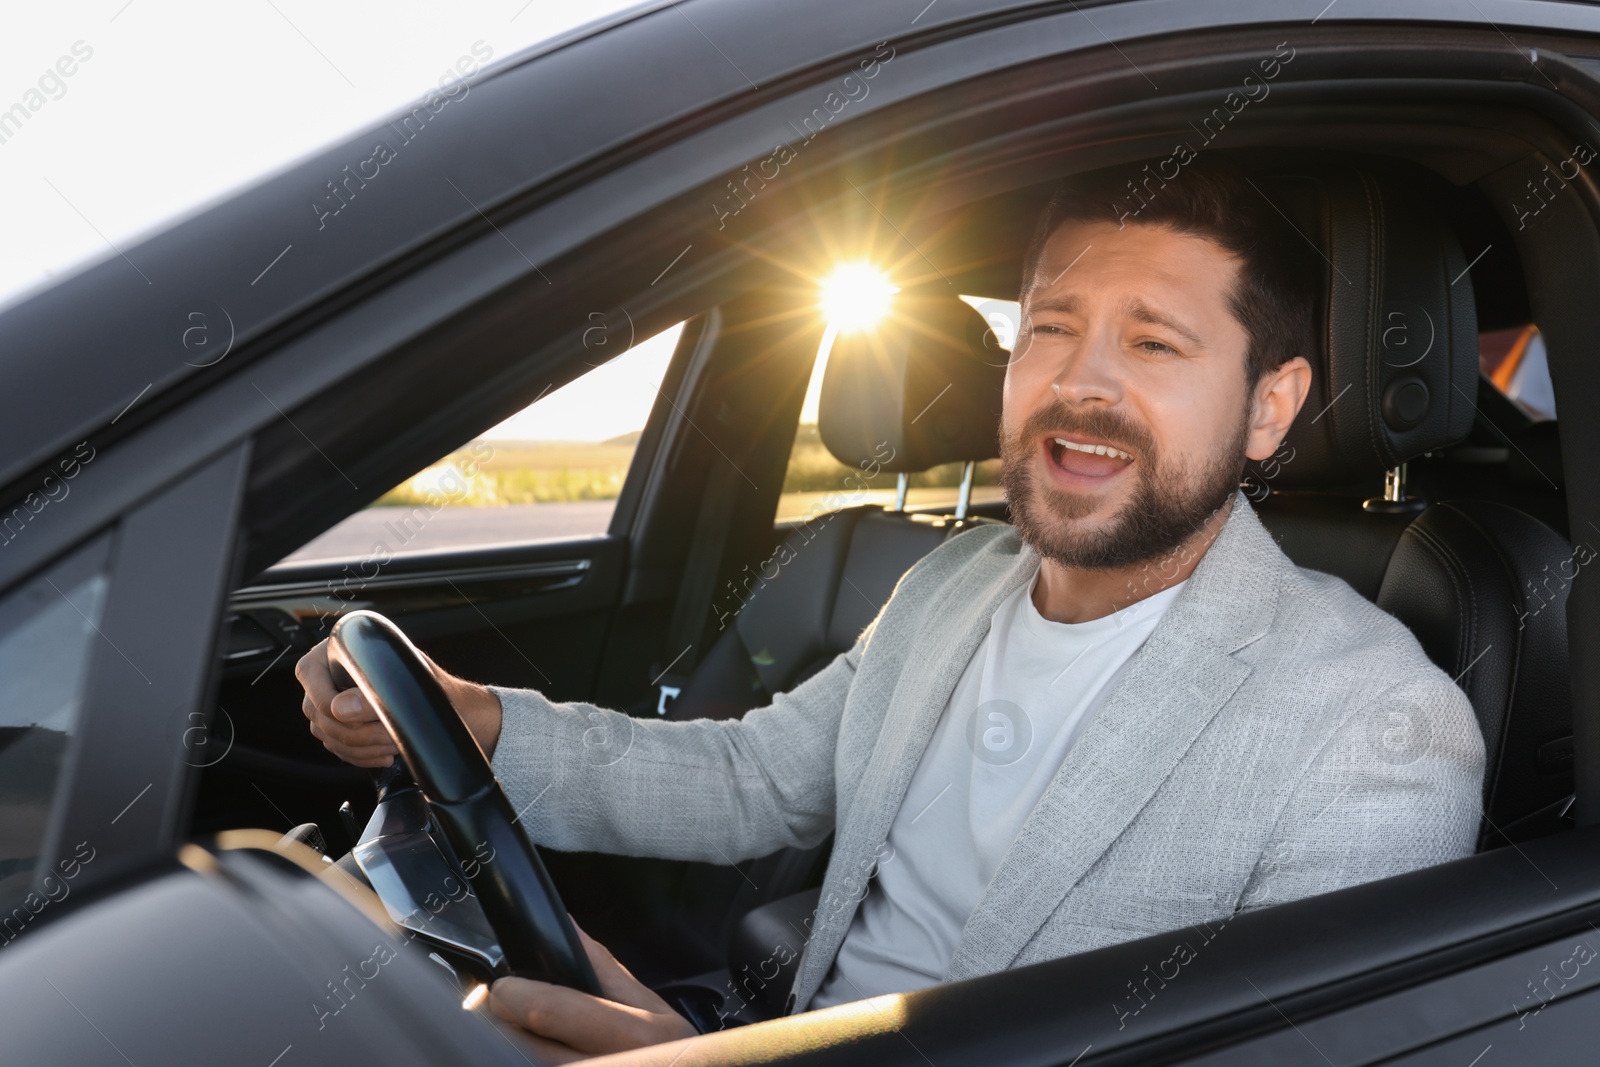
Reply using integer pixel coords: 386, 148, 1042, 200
1009, 400, 1157, 462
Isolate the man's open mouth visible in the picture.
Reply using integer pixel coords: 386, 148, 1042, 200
1044, 434, 1136, 479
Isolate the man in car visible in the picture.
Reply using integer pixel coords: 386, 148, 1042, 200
297, 162, 1485, 1060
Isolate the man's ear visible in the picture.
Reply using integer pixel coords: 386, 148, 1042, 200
1244, 356, 1312, 462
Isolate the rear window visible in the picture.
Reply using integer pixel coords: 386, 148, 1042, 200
1479, 324, 1556, 420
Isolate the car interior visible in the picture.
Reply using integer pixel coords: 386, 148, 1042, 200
155, 23, 1597, 1053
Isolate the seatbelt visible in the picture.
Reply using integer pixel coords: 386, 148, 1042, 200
654, 461, 743, 715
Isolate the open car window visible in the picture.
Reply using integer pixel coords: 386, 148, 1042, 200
283, 321, 685, 562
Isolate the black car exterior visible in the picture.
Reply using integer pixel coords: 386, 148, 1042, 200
6, 1, 1600, 1064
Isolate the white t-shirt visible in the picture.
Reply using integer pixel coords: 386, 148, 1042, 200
810, 565, 1186, 1008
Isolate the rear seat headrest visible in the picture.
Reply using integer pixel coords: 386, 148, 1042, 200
818, 292, 1005, 473
1246, 166, 1479, 489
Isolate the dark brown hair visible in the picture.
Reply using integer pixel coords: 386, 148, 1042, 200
1020, 161, 1320, 385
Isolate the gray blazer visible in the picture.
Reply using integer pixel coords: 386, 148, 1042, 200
490, 491, 1485, 1012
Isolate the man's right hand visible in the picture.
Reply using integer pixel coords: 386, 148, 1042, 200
295, 637, 505, 768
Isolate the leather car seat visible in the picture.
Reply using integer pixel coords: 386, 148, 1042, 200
1242, 164, 1575, 848
659, 293, 1008, 945
666, 292, 1007, 723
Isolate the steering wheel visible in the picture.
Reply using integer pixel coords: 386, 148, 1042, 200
327, 609, 601, 995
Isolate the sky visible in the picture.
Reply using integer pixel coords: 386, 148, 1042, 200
0, 0, 648, 311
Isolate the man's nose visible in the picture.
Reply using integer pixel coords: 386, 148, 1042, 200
1049, 326, 1124, 405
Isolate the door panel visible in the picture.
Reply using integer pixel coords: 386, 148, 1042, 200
235, 535, 625, 693
1384, 987, 1600, 1066
1181, 922, 1600, 1065
195, 534, 627, 857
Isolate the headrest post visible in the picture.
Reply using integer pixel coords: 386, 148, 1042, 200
1362, 463, 1425, 515
955, 462, 975, 520
893, 472, 908, 513
1385, 464, 1405, 504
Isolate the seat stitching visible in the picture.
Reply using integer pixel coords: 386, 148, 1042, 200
1443, 503, 1549, 822
1404, 517, 1502, 817
1402, 522, 1473, 675
1360, 173, 1387, 471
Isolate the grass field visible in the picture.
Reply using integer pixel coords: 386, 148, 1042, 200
780, 424, 1000, 494
374, 425, 1001, 509
375, 436, 641, 507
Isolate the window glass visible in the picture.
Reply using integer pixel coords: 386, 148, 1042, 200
0, 538, 109, 917
774, 297, 1012, 525
285, 322, 686, 562
1479, 324, 1556, 421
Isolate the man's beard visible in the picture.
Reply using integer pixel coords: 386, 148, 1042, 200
998, 399, 1250, 570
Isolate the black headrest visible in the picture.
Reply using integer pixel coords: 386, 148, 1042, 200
818, 292, 1005, 472
1247, 166, 1479, 489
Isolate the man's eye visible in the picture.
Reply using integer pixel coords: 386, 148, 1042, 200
1138, 339, 1176, 354
1032, 323, 1070, 336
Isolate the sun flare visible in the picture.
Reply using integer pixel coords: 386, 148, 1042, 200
819, 264, 898, 332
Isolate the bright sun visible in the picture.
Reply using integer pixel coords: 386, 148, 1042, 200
819, 264, 898, 332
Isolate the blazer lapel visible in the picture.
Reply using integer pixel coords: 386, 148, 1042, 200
945, 492, 1282, 982
792, 532, 1039, 1007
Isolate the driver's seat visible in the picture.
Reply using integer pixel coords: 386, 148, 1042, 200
1239, 162, 1576, 848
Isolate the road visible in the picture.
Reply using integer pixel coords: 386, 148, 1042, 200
281, 487, 1007, 564
282, 502, 617, 562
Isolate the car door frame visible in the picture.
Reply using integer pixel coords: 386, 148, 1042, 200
8, 1, 1600, 1062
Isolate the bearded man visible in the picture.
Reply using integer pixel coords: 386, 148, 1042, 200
297, 163, 1484, 1060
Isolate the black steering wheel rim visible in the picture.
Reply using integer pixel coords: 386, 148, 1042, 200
328, 609, 600, 994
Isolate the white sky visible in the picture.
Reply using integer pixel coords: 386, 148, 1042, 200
1, 0, 646, 311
